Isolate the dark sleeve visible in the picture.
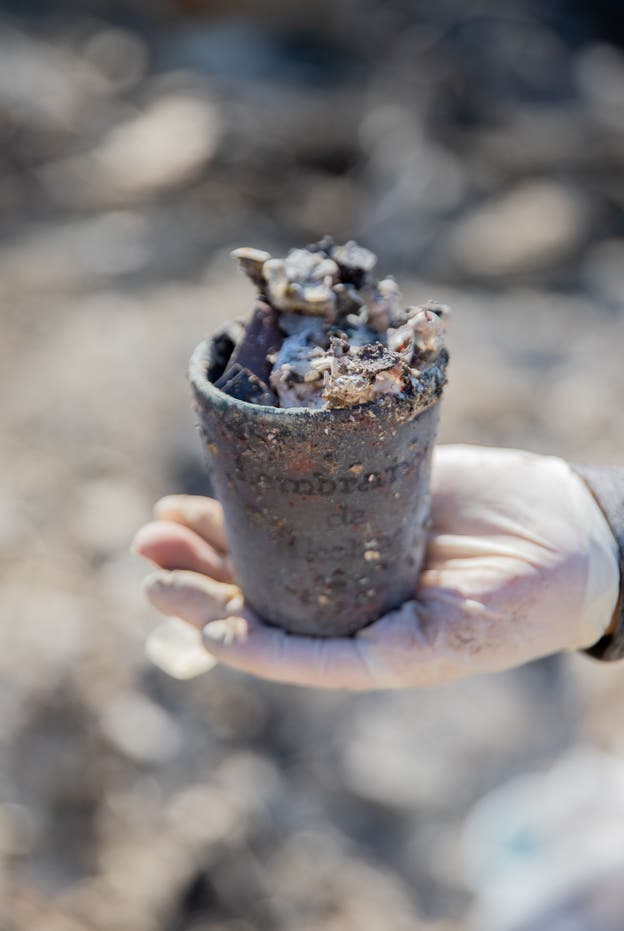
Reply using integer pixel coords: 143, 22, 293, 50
572, 465, 624, 661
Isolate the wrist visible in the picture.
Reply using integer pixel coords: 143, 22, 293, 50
570, 464, 623, 655
567, 465, 620, 647
605, 606, 619, 637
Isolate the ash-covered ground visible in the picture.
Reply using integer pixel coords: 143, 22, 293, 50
2, 2, 624, 929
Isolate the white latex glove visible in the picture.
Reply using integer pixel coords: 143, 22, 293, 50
133, 445, 620, 690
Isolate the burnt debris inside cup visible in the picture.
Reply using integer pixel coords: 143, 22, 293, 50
190, 237, 449, 637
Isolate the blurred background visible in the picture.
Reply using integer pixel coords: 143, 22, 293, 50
2, 0, 624, 929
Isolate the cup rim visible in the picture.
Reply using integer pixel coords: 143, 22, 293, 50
189, 330, 445, 421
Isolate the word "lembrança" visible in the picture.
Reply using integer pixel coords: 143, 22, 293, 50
239, 460, 413, 496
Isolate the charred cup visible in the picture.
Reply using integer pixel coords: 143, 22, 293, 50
189, 330, 446, 637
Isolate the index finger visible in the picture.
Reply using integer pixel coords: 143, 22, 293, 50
154, 495, 229, 554
199, 601, 444, 691
200, 614, 381, 690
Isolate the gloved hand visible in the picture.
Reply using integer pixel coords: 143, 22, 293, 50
132, 445, 620, 690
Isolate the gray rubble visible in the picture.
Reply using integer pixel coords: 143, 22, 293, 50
227, 238, 448, 410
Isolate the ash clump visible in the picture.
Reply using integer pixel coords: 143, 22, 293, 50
221, 237, 449, 410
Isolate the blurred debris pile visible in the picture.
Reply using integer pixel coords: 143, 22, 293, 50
1, 0, 624, 929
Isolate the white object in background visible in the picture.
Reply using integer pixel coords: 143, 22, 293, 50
146, 617, 217, 679
462, 747, 624, 931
